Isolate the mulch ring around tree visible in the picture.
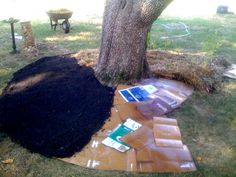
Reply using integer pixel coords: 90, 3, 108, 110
0, 56, 115, 158
72, 49, 229, 92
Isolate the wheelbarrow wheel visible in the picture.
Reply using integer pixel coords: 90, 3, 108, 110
62, 20, 70, 33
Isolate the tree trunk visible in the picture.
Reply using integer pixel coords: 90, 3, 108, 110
96, 0, 173, 83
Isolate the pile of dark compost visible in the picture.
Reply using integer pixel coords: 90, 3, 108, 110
0, 56, 114, 158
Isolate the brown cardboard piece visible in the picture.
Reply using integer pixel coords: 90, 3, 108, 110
121, 117, 196, 172
61, 106, 196, 172
136, 78, 193, 117
138, 78, 193, 97
113, 85, 130, 105
121, 126, 155, 150
153, 116, 178, 125
153, 117, 183, 148
153, 124, 181, 140
61, 79, 196, 173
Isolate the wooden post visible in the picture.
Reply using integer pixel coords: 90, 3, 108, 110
20, 21, 36, 49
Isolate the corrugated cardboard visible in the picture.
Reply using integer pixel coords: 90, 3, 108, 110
61, 79, 196, 173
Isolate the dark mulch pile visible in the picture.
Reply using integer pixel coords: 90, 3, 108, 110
0, 56, 114, 157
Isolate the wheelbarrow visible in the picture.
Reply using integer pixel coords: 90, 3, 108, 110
47, 9, 73, 33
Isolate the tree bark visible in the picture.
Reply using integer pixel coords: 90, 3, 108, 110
96, 0, 173, 84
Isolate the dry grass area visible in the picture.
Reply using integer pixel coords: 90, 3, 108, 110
72, 49, 229, 92
72, 49, 99, 67
147, 50, 229, 92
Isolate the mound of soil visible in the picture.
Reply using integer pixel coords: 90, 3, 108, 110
0, 56, 114, 157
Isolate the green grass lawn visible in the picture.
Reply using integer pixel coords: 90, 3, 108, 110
0, 14, 236, 177
31, 20, 102, 51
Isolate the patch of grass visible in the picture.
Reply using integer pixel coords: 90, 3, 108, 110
171, 83, 236, 177
0, 69, 12, 93
0, 15, 236, 177
32, 20, 102, 51
149, 15, 236, 61
0, 21, 22, 54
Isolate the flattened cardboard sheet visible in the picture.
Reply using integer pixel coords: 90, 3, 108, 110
61, 79, 196, 173
153, 116, 178, 125
114, 85, 130, 105
153, 124, 181, 140
155, 138, 183, 148
115, 103, 153, 127
138, 78, 193, 97
121, 126, 155, 150
121, 117, 196, 172
136, 78, 193, 118
102, 118, 142, 152
137, 98, 173, 119
62, 111, 196, 172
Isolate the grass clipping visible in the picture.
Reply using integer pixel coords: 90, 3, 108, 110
72, 49, 229, 92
